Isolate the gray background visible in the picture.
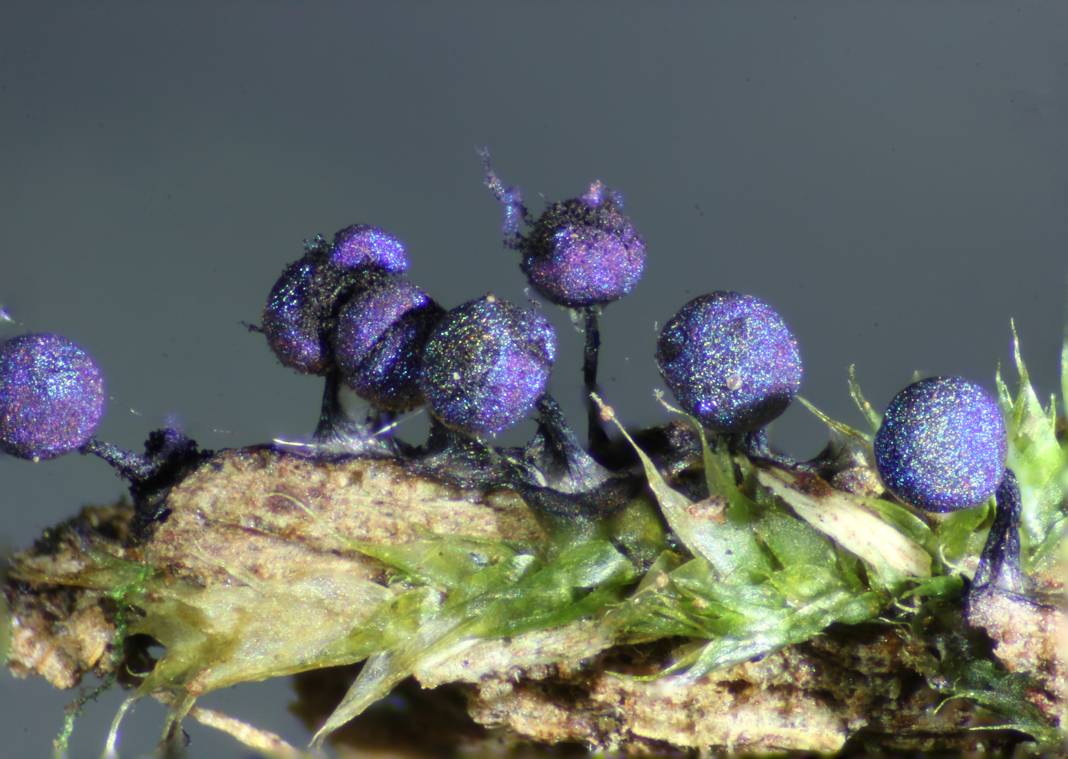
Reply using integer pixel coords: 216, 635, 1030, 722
2, 2, 1067, 756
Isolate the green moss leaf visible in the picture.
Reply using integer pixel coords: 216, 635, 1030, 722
997, 324, 1068, 565
935, 501, 992, 572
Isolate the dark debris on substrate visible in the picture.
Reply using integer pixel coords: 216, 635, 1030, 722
80, 429, 210, 542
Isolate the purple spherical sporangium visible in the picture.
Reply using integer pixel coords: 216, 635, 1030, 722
332, 276, 444, 410
522, 185, 645, 307
656, 292, 802, 433
420, 295, 556, 436
874, 376, 1006, 512
0, 333, 105, 460
330, 224, 409, 274
262, 257, 373, 376
263, 258, 329, 374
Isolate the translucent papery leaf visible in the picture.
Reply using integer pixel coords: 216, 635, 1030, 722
859, 496, 934, 548
756, 468, 932, 585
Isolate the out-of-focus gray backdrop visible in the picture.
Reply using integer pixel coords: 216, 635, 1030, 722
2, 2, 1066, 756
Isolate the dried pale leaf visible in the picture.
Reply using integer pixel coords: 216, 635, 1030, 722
756, 468, 931, 582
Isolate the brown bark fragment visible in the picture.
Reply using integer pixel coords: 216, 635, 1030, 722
967, 588, 1068, 728
145, 449, 545, 587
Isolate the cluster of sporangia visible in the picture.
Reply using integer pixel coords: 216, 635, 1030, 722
0, 155, 1024, 602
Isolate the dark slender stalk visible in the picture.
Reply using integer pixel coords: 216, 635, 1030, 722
582, 307, 609, 452
307, 370, 398, 457
971, 469, 1026, 596
737, 429, 812, 471
313, 370, 345, 441
81, 438, 152, 481
536, 393, 606, 489
509, 394, 636, 525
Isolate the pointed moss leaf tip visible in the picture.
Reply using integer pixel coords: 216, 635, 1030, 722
1061, 309, 1068, 420
653, 389, 750, 514
313, 531, 634, 746
755, 467, 931, 584
796, 395, 873, 445
996, 326, 1067, 563
848, 364, 882, 432
312, 589, 453, 746
594, 393, 767, 580
680, 585, 882, 682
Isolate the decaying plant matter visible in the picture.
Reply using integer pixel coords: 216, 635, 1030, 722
3, 330, 1066, 756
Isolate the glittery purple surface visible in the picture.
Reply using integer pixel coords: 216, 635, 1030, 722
333, 277, 443, 409
523, 224, 645, 307
330, 224, 409, 273
522, 189, 645, 307
656, 291, 802, 433
420, 296, 556, 436
874, 376, 1006, 512
0, 333, 105, 460
262, 258, 332, 374
262, 255, 373, 375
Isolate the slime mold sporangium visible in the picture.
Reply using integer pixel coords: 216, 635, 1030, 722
332, 274, 444, 412
419, 294, 556, 438
0, 333, 105, 460
481, 150, 646, 450
875, 376, 1007, 513
2, 157, 1065, 759
874, 376, 1027, 600
656, 291, 802, 435
262, 227, 433, 452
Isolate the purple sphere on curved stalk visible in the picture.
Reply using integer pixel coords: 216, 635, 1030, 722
874, 376, 1006, 512
522, 182, 645, 307
420, 295, 556, 436
330, 224, 409, 274
0, 333, 105, 460
332, 276, 444, 410
656, 292, 802, 433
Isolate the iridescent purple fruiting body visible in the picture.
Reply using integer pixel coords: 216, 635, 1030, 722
262, 243, 390, 377
330, 224, 409, 274
420, 295, 557, 436
874, 376, 1006, 512
333, 276, 444, 410
522, 183, 645, 307
263, 257, 350, 375
0, 333, 105, 460
656, 291, 802, 434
